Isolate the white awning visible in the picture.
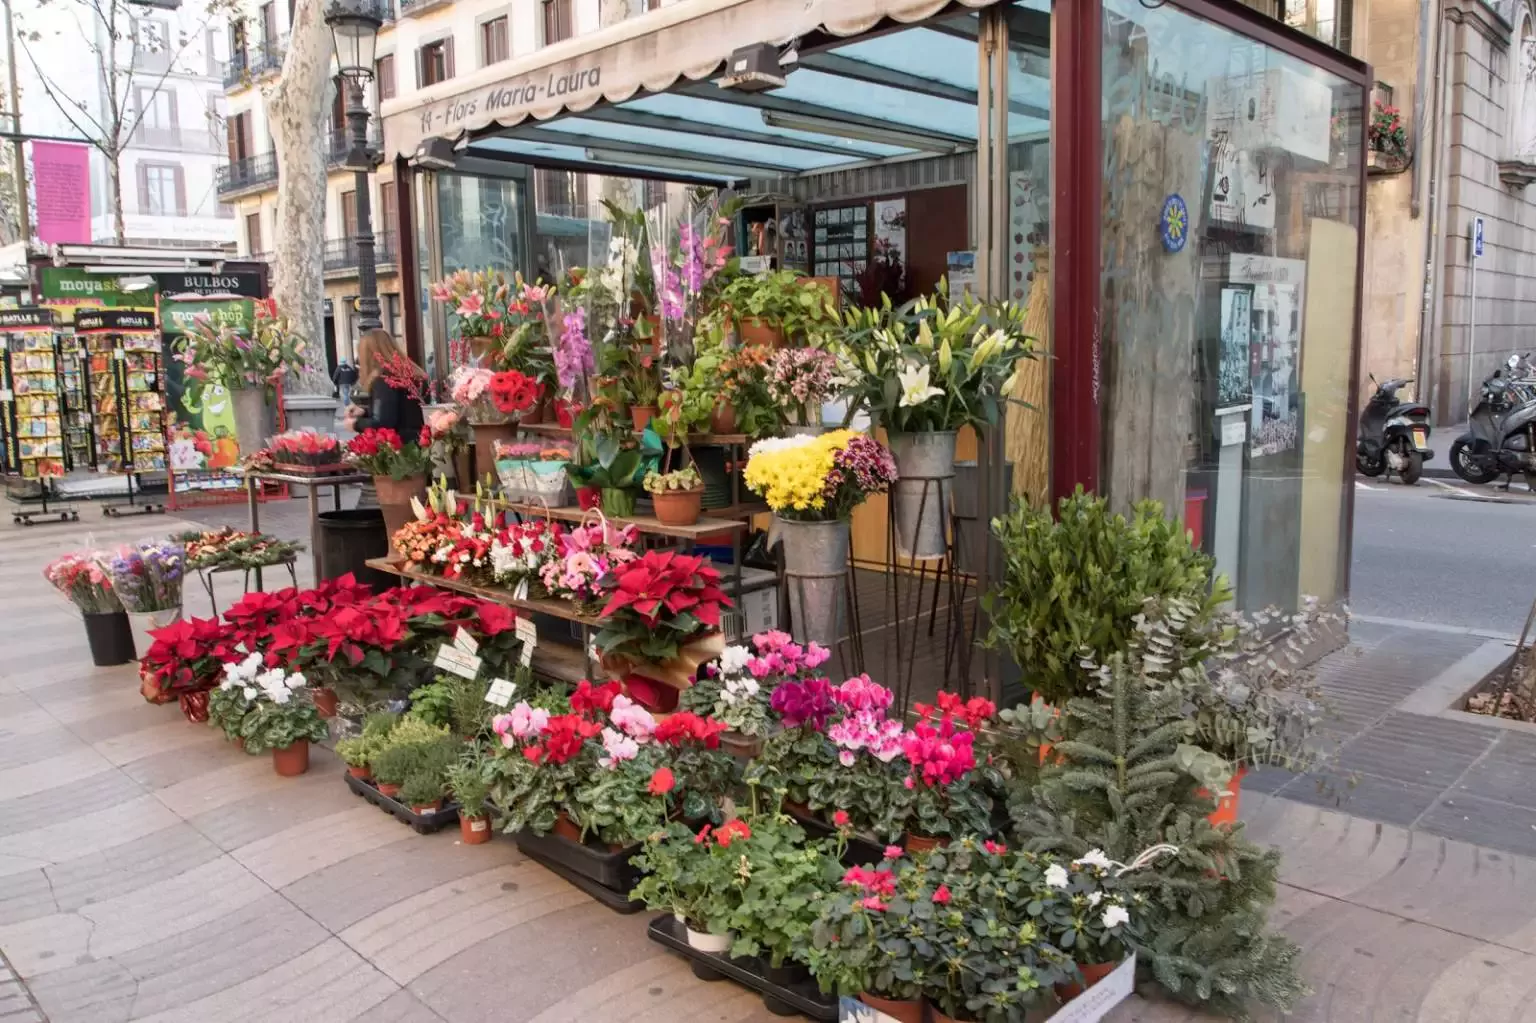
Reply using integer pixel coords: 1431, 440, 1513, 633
379, 0, 1011, 163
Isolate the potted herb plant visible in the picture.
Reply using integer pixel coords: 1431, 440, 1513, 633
839, 288, 1033, 559
44, 552, 132, 666
743, 431, 895, 648
643, 466, 704, 526
345, 427, 433, 553
235, 667, 330, 777
371, 744, 420, 798
400, 768, 446, 815
447, 751, 495, 844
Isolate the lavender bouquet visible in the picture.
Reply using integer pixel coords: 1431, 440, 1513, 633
103, 541, 186, 613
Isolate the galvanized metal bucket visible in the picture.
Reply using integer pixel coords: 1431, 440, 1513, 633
888, 430, 957, 561
775, 516, 849, 649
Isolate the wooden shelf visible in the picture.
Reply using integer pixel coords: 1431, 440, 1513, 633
515, 422, 752, 446
364, 556, 605, 627
491, 500, 750, 539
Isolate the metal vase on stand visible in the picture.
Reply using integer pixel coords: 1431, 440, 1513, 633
230, 387, 277, 456
775, 517, 849, 649
889, 430, 957, 560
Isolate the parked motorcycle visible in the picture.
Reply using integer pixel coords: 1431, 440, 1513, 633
1357, 376, 1433, 484
1450, 355, 1536, 486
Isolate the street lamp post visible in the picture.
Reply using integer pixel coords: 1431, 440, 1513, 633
326, 1, 383, 334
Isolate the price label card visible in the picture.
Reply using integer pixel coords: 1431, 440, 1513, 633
520, 644, 535, 667
454, 627, 480, 656
515, 617, 538, 647
113, 349, 125, 360
434, 643, 482, 680
484, 677, 517, 707
513, 578, 530, 601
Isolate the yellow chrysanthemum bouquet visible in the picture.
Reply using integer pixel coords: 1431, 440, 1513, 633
743, 430, 897, 521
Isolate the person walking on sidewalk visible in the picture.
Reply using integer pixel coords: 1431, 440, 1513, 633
332, 359, 359, 407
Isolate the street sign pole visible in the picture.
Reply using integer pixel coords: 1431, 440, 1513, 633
1469, 217, 1484, 413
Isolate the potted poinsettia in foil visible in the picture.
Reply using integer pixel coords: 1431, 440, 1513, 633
594, 550, 732, 692
838, 289, 1033, 559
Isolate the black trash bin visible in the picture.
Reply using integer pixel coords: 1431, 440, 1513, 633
316, 509, 395, 591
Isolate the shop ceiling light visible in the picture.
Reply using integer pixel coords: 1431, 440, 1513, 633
759, 111, 957, 154
718, 43, 788, 92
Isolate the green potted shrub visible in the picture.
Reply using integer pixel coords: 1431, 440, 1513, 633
723, 814, 842, 984
371, 744, 423, 798
718, 270, 839, 347
334, 711, 397, 780
400, 770, 446, 815
644, 466, 704, 527
447, 751, 495, 845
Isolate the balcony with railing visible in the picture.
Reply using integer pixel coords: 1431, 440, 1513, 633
324, 120, 385, 168
399, 0, 451, 18
323, 231, 398, 272
226, 37, 287, 89
216, 152, 279, 196
362, 0, 396, 22
223, 51, 248, 88
133, 125, 225, 154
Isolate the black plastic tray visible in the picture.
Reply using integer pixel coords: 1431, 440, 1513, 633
515, 829, 644, 913
345, 772, 461, 834
646, 914, 838, 1020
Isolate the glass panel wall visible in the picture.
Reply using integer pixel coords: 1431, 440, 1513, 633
1100, 0, 1363, 611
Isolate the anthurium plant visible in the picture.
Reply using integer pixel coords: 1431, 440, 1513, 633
837, 286, 1034, 433
594, 551, 732, 666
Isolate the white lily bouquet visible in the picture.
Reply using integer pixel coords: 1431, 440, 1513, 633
835, 286, 1035, 432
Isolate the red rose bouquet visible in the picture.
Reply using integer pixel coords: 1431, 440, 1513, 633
346, 427, 432, 480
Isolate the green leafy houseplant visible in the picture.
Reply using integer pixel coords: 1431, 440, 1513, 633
237, 683, 329, 755
983, 488, 1225, 708
643, 466, 702, 494
565, 429, 664, 514
837, 286, 1033, 433
724, 814, 843, 968
372, 744, 424, 789
446, 752, 494, 820
716, 270, 839, 343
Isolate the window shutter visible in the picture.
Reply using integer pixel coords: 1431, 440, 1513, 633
167, 90, 179, 129
174, 165, 186, 216
136, 165, 149, 214
414, 47, 423, 89
226, 119, 238, 162
445, 37, 455, 79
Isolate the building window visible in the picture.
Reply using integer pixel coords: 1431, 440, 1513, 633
418, 38, 452, 86
375, 53, 395, 100
534, 168, 587, 215
135, 18, 167, 54
340, 189, 358, 239
481, 16, 509, 65
646, 0, 661, 9
258, 2, 277, 49
542, 0, 572, 44
379, 180, 398, 242
133, 87, 177, 146
138, 163, 184, 216
245, 212, 263, 253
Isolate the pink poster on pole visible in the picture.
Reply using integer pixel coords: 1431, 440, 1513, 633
31, 142, 92, 244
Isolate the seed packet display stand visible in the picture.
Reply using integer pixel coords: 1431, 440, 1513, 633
73, 310, 168, 518
0, 309, 79, 525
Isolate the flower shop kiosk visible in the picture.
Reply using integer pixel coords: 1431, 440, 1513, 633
378, 0, 1372, 689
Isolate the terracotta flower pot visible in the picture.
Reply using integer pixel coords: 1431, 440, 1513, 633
1201, 765, 1248, 828
178, 691, 210, 723
553, 811, 583, 843
312, 687, 338, 718
377, 781, 401, 797
272, 740, 310, 777
651, 486, 703, 526
411, 799, 442, 815
521, 398, 547, 425
347, 764, 370, 780
903, 832, 947, 854
460, 814, 493, 844
630, 405, 658, 431
709, 400, 738, 436
859, 993, 923, 1023
738, 316, 783, 348
374, 474, 427, 555
1055, 960, 1119, 1001
232, 736, 246, 752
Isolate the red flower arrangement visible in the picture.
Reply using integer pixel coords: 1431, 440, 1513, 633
595, 551, 732, 666
268, 429, 343, 468
653, 710, 727, 749
346, 428, 432, 479
488, 370, 542, 416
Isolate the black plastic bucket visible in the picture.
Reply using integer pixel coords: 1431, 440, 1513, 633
316, 509, 394, 591
83, 611, 135, 666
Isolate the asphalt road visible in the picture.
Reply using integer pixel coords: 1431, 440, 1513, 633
1350, 476, 1536, 635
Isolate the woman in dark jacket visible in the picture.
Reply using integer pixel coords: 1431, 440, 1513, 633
345, 329, 424, 440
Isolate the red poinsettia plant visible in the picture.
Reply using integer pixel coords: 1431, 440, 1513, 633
488, 370, 543, 416
268, 429, 343, 467
346, 428, 432, 480
594, 551, 732, 666
139, 616, 244, 704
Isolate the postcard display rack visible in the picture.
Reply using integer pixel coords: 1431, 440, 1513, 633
0, 308, 80, 523
75, 310, 168, 516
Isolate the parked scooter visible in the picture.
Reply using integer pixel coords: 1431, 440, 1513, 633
1450, 354, 1536, 487
1357, 376, 1433, 484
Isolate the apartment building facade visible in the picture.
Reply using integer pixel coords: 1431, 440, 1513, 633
218, 0, 665, 368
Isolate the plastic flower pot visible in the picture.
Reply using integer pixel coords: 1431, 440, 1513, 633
1200, 765, 1248, 828
651, 486, 704, 526
347, 764, 370, 780
630, 405, 658, 431
460, 814, 493, 845
272, 740, 310, 777
684, 926, 734, 954
903, 832, 947, 854
312, 687, 339, 718
719, 730, 764, 759
83, 611, 135, 666
1055, 961, 1119, 1001
552, 811, 583, 844
410, 799, 442, 815
859, 994, 922, 1023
